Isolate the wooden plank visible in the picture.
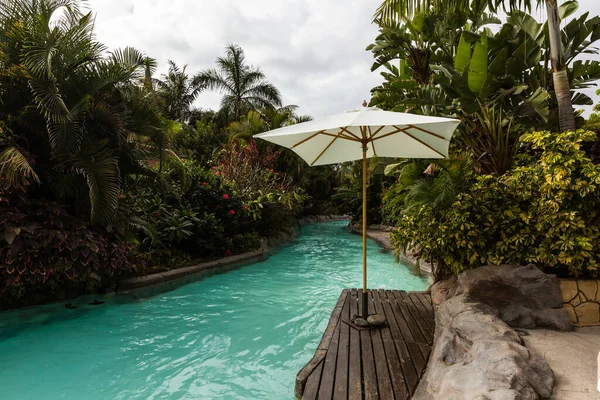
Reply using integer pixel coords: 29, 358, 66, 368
373, 290, 408, 400
348, 289, 363, 400
405, 293, 434, 340
407, 293, 433, 331
303, 359, 324, 400
296, 349, 327, 398
368, 291, 394, 400
399, 292, 433, 345
360, 327, 378, 400
392, 291, 427, 344
390, 292, 428, 373
380, 291, 419, 395
333, 293, 351, 400
386, 291, 416, 343
416, 293, 435, 319
319, 290, 348, 351
389, 291, 427, 381
318, 315, 341, 399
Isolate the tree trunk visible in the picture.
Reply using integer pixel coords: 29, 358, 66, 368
546, 0, 576, 132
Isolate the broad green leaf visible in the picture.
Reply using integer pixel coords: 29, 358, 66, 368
559, 0, 579, 20
412, 13, 426, 33
468, 37, 488, 94
488, 47, 508, 76
454, 34, 471, 73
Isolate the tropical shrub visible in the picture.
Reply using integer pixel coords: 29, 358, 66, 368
392, 130, 600, 278
124, 159, 257, 257
0, 189, 135, 308
174, 120, 226, 166
217, 139, 307, 235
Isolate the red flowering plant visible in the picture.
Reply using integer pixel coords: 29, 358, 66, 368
122, 159, 252, 258
217, 139, 307, 235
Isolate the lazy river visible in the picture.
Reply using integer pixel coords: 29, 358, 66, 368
0, 221, 429, 399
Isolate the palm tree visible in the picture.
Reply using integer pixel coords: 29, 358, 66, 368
194, 44, 282, 122
156, 61, 202, 122
374, 0, 577, 131
0, 0, 169, 225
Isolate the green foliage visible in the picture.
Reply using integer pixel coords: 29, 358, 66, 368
0, 0, 167, 225
155, 61, 202, 122
382, 158, 474, 226
333, 159, 391, 224
392, 130, 600, 278
124, 159, 258, 257
174, 120, 227, 166
369, 1, 600, 169
217, 140, 307, 236
0, 189, 136, 308
194, 44, 283, 122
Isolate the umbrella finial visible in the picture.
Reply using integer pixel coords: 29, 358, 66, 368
362, 100, 367, 107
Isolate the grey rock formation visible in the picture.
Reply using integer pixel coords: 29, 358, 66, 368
427, 295, 555, 399
455, 264, 572, 331
423, 264, 571, 399
430, 275, 458, 305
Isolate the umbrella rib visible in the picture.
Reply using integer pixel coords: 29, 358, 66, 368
368, 127, 378, 156
310, 133, 340, 165
368, 125, 385, 140
370, 127, 404, 142
340, 127, 361, 140
292, 130, 327, 149
322, 131, 361, 142
401, 130, 446, 157
406, 124, 448, 141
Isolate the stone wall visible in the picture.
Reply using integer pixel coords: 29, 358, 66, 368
560, 279, 600, 326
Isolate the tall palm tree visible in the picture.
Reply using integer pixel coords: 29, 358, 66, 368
374, 0, 577, 132
194, 44, 282, 122
155, 61, 202, 123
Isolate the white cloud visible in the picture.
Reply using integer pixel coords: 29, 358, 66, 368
87, 0, 599, 118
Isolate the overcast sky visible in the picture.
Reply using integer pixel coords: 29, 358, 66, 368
87, 0, 600, 118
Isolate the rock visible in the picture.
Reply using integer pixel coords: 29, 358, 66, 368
559, 279, 578, 303
430, 275, 458, 305
427, 294, 554, 400
564, 303, 577, 324
578, 280, 598, 301
353, 317, 369, 327
455, 264, 573, 331
574, 302, 600, 326
367, 314, 386, 326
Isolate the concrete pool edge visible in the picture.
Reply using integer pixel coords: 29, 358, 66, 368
117, 218, 352, 294
117, 250, 268, 292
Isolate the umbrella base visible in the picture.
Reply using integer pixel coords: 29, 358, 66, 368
347, 312, 387, 330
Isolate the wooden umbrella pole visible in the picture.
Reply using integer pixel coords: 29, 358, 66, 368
362, 140, 368, 319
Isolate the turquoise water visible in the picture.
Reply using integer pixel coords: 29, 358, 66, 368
0, 221, 428, 400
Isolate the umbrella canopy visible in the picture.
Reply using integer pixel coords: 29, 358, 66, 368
255, 106, 460, 321
255, 107, 460, 166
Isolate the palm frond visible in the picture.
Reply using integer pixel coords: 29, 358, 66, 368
61, 138, 121, 225
0, 144, 40, 186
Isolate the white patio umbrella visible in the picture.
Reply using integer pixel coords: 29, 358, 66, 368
255, 106, 460, 320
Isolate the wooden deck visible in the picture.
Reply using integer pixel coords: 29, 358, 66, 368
295, 289, 435, 400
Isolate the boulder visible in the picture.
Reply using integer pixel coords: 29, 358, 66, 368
430, 275, 458, 305
427, 294, 555, 400
455, 264, 573, 331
